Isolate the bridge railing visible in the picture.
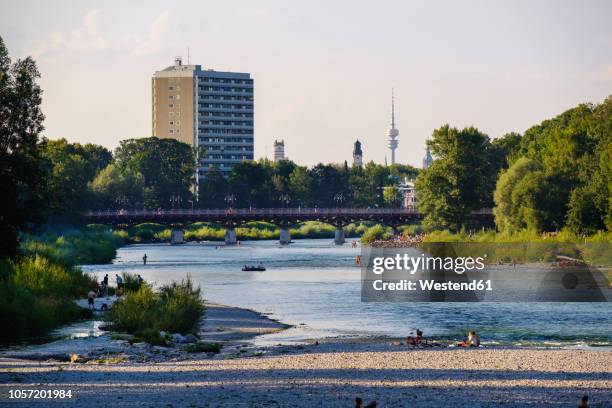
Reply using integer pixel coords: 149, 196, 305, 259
84, 207, 424, 218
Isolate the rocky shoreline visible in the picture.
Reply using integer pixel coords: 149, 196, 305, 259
1, 303, 611, 407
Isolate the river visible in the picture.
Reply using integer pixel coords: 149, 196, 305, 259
81, 239, 611, 348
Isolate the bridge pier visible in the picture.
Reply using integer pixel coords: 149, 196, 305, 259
279, 227, 291, 245
170, 229, 184, 245
334, 227, 345, 245
225, 228, 237, 245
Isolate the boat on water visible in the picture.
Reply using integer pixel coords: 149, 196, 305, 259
242, 265, 266, 272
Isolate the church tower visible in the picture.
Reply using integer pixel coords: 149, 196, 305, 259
353, 140, 363, 167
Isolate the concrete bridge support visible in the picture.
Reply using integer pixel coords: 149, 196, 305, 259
225, 228, 237, 245
279, 227, 291, 245
170, 229, 184, 245
334, 227, 345, 245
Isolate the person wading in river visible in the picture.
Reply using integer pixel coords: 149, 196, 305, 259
143, 253, 147, 265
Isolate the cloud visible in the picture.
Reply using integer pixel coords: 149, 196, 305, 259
30, 9, 177, 60
130, 11, 177, 57
32, 9, 106, 58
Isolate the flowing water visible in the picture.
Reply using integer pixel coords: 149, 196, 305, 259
81, 239, 612, 348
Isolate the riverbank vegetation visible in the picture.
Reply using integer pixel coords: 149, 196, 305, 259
416, 97, 611, 235
0, 257, 96, 343
107, 276, 204, 345
95, 221, 372, 243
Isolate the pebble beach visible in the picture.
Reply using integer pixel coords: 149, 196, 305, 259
1, 304, 610, 407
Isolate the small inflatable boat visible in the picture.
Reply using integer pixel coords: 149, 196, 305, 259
242, 265, 266, 272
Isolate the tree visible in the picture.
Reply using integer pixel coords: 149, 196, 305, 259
492, 132, 522, 170
0, 36, 46, 257
89, 163, 144, 209
309, 164, 347, 207
493, 157, 542, 232
228, 160, 275, 207
415, 125, 498, 231
287, 166, 311, 206
41, 138, 112, 215
512, 97, 612, 232
113, 137, 196, 208
198, 166, 229, 208
383, 186, 401, 208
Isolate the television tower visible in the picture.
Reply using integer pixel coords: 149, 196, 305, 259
387, 89, 399, 164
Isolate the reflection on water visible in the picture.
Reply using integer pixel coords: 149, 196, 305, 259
82, 239, 612, 347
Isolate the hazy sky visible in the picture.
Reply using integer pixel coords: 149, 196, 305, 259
2, 0, 611, 167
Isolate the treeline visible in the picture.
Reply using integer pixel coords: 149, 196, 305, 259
416, 97, 612, 234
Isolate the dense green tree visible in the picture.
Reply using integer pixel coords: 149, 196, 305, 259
41, 139, 112, 215
415, 125, 498, 231
89, 163, 144, 209
228, 160, 275, 207
309, 164, 347, 207
504, 97, 612, 232
493, 157, 542, 231
383, 186, 401, 208
113, 137, 196, 208
198, 165, 229, 208
491, 132, 522, 170
0, 36, 46, 257
287, 166, 311, 206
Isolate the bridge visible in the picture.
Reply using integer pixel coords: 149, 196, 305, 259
84, 207, 493, 245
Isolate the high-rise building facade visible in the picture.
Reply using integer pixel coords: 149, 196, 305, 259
273, 140, 285, 162
153, 57, 254, 178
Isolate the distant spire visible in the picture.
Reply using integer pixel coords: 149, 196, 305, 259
391, 88, 395, 128
386, 88, 399, 164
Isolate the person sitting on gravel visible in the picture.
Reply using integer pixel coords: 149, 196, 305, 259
457, 331, 480, 347
407, 329, 424, 348
468, 331, 480, 347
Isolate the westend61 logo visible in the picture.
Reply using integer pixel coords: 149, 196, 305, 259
361, 243, 611, 303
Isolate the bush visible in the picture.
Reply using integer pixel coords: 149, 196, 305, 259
360, 225, 392, 244
120, 272, 142, 292
0, 257, 95, 343
107, 276, 204, 340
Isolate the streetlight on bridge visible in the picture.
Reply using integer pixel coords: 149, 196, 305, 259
169, 194, 182, 209
115, 195, 129, 210
224, 194, 236, 209
278, 193, 291, 208
333, 193, 345, 208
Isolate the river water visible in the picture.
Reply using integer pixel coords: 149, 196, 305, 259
81, 239, 612, 348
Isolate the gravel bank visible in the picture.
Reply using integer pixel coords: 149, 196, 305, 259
0, 304, 610, 407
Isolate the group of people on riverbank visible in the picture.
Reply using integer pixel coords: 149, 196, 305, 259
87, 273, 144, 310
371, 233, 426, 248
406, 329, 480, 348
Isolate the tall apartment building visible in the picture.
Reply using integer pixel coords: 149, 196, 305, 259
152, 57, 254, 178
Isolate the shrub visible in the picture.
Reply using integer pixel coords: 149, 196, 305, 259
360, 225, 392, 244
107, 276, 205, 341
120, 272, 142, 292
0, 257, 95, 343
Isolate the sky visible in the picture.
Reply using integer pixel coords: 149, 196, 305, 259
1, 0, 611, 167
